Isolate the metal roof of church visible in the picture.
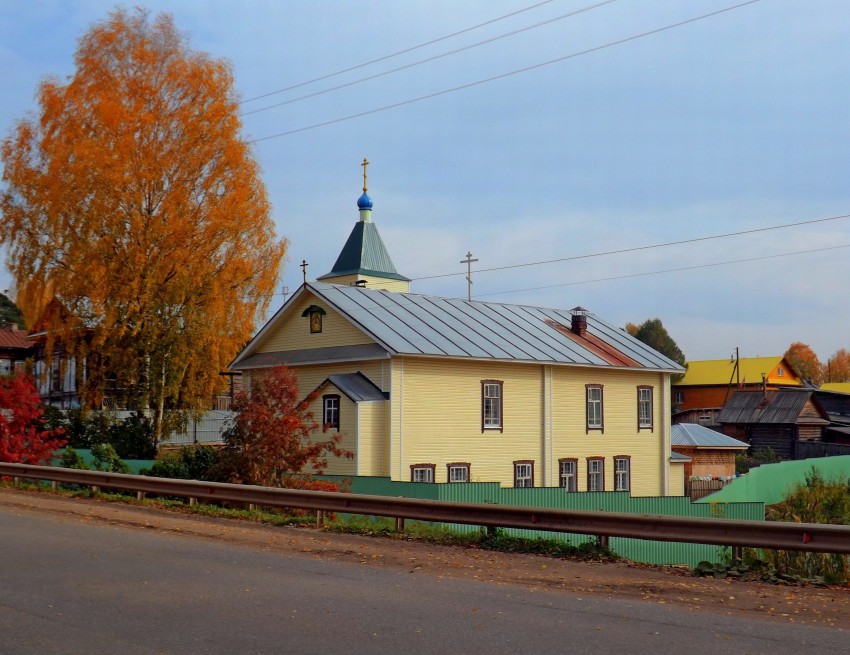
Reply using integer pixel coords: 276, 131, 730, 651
232, 283, 684, 372
317, 221, 409, 282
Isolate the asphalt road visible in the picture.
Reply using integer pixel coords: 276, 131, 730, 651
1, 504, 848, 655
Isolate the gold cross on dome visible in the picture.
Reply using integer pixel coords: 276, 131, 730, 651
361, 157, 369, 192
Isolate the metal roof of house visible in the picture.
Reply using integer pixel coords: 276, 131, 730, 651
241, 282, 682, 371
676, 357, 800, 387
669, 451, 692, 462
234, 344, 390, 370
813, 389, 850, 425
0, 329, 33, 350
671, 423, 749, 449
317, 221, 410, 282
717, 389, 830, 425
821, 382, 850, 394
321, 372, 387, 402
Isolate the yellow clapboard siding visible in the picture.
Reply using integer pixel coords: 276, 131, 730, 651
669, 461, 686, 496
291, 361, 388, 398
319, 274, 410, 293
255, 292, 374, 354
392, 358, 543, 484
388, 358, 669, 494
357, 401, 386, 476
304, 385, 357, 477
247, 355, 671, 493
551, 368, 666, 495
295, 362, 388, 477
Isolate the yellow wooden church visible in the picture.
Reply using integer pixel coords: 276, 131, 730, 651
231, 166, 686, 495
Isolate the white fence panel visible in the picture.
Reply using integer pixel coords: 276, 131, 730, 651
163, 410, 233, 446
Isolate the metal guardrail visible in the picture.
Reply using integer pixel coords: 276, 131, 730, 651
2, 462, 850, 554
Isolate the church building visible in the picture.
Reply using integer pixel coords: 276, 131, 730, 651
230, 163, 685, 495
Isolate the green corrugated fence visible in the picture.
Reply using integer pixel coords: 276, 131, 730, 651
318, 475, 764, 566
697, 456, 850, 506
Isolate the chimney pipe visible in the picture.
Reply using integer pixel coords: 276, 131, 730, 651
570, 306, 588, 337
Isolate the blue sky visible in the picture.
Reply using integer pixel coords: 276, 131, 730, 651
1, 0, 849, 362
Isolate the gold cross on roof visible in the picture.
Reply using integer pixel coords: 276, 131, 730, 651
361, 157, 369, 192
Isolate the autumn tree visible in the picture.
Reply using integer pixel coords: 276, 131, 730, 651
0, 9, 286, 443
0, 372, 67, 464
218, 366, 353, 489
784, 342, 824, 385
825, 348, 850, 383
626, 318, 686, 368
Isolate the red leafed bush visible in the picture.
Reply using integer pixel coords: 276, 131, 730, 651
0, 372, 66, 464
218, 365, 352, 489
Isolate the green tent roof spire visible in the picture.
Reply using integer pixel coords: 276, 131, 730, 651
318, 162, 410, 283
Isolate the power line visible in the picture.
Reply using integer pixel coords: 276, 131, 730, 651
240, 0, 558, 104
473, 243, 850, 298
241, 0, 618, 118
412, 212, 850, 281
248, 0, 762, 144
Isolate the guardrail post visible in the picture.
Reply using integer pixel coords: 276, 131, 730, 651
136, 491, 145, 501
51, 481, 58, 492
91, 485, 100, 494
248, 503, 255, 512
13, 476, 20, 487
597, 534, 610, 550
395, 517, 405, 532
189, 497, 197, 507
731, 545, 743, 565
316, 510, 325, 528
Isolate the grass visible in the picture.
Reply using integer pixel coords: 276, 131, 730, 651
324, 514, 616, 561
2, 479, 615, 562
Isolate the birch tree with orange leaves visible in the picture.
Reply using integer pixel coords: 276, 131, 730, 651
0, 9, 286, 443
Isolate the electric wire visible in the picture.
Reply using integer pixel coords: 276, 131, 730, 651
411, 212, 850, 281
248, 0, 762, 144
241, 0, 618, 117
240, 0, 559, 104
473, 243, 850, 298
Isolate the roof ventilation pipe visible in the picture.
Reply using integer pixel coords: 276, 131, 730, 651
570, 306, 588, 337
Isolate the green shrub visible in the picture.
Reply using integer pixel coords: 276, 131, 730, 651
735, 446, 780, 474
146, 446, 222, 481
90, 443, 130, 473
59, 446, 89, 470
49, 409, 156, 459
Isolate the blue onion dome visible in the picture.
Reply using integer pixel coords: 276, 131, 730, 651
357, 191, 373, 210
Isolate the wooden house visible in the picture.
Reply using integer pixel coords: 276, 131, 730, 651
670, 423, 748, 480
231, 174, 685, 495
0, 327, 33, 377
717, 389, 829, 459
672, 356, 803, 412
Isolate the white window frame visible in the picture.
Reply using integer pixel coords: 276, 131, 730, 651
514, 461, 533, 488
614, 457, 630, 492
586, 385, 603, 431
482, 380, 503, 431
559, 459, 577, 492
412, 465, 434, 483
587, 459, 604, 491
448, 463, 470, 483
322, 395, 340, 431
638, 386, 653, 430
